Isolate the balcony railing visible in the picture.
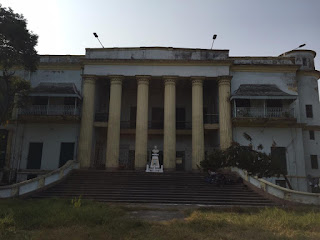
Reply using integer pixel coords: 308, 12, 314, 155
233, 107, 295, 118
97, 113, 219, 129
18, 105, 80, 116
120, 121, 192, 129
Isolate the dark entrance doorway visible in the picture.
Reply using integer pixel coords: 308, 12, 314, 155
0, 130, 8, 168
27, 143, 43, 169
59, 142, 75, 167
176, 151, 185, 171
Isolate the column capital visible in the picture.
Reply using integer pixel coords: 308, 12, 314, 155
163, 75, 178, 85
136, 75, 151, 85
191, 77, 205, 85
109, 75, 124, 85
218, 75, 232, 86
82, 75, 96, 84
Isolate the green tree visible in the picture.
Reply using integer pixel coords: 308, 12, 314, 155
0, 4, 39, 124
200, 133, 293, 189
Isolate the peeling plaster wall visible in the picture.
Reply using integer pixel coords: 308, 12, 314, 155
19, 123, 79, 170
231, 71, 298, 95
84, 64, 229, 78
86, 48, 229, 60
13, 56, 83, 92
284, 51, 315, 70
233, 127, 307, 191
297, 74, 320, 181
297, 75, 320, 125
28, 70, 82, 91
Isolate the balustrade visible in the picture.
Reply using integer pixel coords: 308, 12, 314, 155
234, 107, 295, 118
18, 105, 80, 116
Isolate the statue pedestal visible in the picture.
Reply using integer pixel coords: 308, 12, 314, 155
146, 146, 163, 173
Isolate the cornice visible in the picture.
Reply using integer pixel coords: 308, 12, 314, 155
86, 46, 229, 52
230, 64, 299, 73
0, 63, 82, 71
302, 125, 320, 131
297, 70, 320, 79
38, 63, 82, 70
82, 59, 233, 66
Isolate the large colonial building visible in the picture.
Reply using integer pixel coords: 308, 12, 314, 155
1, 47, 320, 193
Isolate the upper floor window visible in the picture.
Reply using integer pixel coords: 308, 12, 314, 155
306, 105, 313, 118
311, 155, 318, 169
309, 130, 315, 140
302, 58, 307, 66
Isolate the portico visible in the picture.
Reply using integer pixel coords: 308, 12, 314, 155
78, 47, 232, 171
78, 75, 232, 171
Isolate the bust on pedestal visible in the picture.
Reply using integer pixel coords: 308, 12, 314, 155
146, 146, 163, 173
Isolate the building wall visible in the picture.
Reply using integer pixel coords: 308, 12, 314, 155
231, 71, 298, 96
18, 123, 79, 170
84, 64, 230, 78
28, 70, 82, 91
233, 127, 307, 191
4, 49, 319, 193
297, 75, 320, 125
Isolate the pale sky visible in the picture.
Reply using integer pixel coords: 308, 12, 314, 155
2, 0, 320, 71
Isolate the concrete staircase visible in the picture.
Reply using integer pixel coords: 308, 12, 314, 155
31, 170, 275, 206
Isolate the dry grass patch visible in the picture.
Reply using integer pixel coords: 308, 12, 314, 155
0, 199, 320, 240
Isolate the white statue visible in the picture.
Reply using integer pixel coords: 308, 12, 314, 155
146, 146, 163, 173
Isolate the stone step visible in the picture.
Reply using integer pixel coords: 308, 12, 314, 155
33, 196, 274, 206
31, 170, 275, 206
36, 194, 270, 202
38, 188, 261, 196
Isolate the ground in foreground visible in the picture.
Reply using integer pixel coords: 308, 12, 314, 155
0, 198, 319, 240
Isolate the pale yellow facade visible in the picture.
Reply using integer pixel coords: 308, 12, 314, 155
79, 73, 232, 171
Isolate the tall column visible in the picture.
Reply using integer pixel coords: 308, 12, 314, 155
163, 76, 176, 170
78, 75, 96, 168
192, 77, 205, 170
218, 76, 232, 149
106, 76, 123, 169
135, 75, 150, 169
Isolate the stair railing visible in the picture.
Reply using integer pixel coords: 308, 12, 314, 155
0, 160, 80, 198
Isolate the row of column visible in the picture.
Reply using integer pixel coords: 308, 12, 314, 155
78, 75, 232, 170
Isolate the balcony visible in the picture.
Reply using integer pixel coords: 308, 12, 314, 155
232, 106, 297, 128
94, 112, 219, 131
17, 105, 80, 123
233, 107, 295, 118
120, 121, 192, 130
18, 105, 80, 116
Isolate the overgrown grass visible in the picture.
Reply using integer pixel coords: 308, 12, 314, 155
0, 198, 320, 240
